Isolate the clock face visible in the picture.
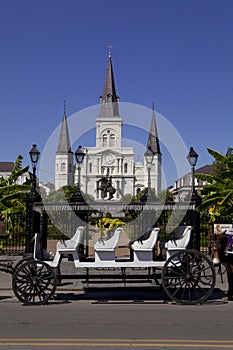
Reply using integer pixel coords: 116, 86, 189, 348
104, 153, 115, 164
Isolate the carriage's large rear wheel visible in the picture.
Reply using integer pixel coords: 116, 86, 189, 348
12, 260, 57, 305
161, 249, 215, 304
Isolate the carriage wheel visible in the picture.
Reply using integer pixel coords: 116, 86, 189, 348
161, 249, 216, 304
12, 260, 57, 305
14, 256, 34, 271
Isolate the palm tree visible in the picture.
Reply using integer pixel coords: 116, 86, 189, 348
195, 148, 233, 222
0, 155, 31, 230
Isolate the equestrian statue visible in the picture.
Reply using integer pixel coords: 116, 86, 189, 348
97, 169, 116, 200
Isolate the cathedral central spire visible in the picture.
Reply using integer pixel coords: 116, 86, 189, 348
100, 54, 119, 117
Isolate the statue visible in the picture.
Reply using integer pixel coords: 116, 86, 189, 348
97, 169, 116, 200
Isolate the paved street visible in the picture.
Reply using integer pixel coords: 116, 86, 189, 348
0, 289, 233, 349
0, 257, 233, 349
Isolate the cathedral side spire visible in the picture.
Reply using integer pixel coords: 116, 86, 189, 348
57, 104, 72, 154
100, 53, 119, 117
55, 103, 73, 190
145, 102, 161, 156
144, 102, 162, 195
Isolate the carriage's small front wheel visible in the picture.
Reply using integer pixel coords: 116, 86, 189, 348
161, 249, 216, 304
12, 260, 57, 305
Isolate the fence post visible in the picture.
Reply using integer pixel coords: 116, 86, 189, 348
70, 188, 88, 257
25, 191, 42, 255
192, 209, 200, 251
183, 208, 200, 251
41, 210, 48, 252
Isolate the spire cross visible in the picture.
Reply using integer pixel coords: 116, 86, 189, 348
64, 99, 66, 114
107, 44, 113, 57
152, 100, 155, 112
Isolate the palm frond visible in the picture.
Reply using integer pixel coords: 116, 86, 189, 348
7, 155, 29, 184
207, 148, 227, 163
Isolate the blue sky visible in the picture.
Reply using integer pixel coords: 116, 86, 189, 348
1, 0, 233, 187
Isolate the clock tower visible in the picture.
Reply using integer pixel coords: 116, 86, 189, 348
79, 53, 135, 199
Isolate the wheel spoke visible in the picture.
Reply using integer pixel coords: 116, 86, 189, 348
170, 279, 186, 297
12, 260, 57, 305
162, 249, 215, 304
190, 282, 202, 300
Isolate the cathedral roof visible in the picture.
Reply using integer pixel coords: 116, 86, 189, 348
99, 53, 119, 117
57, 110, 72, 154
145, 105, 161, 156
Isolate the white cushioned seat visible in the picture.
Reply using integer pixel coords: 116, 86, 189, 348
165, 225, 193, 259
94, 227, 122, 261
130, 227, 160, 262
45, 226, 84, 267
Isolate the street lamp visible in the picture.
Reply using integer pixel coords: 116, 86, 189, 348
29, 144, 40, 195
144, 147, 155, 198
75, 145, 86, 189
26, 144, 41, 254
71, 145, 86, 202
186, 147, 201, 251
187, 146, 199, 202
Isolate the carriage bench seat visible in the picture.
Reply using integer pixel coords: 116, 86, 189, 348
56, 225, 84, 255
94, 227, 122, 262
42, 226, 84, 267
130, 228, 160, 262
165, 225, 193, 259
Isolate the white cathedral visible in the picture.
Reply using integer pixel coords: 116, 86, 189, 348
55, 54, 162, 200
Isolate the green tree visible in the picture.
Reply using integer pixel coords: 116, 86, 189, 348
156, 188, 174, 202
0, 155, 31, 230
45, 185, 95, 202
195, 148, 233, 222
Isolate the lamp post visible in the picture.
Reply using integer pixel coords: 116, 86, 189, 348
140, 147, 156, 232
187, 146, 199, 202
75, 145, 86, 189
144, 147, 155, 200
29, 144, 40, 195
71, 145, 86, 202
187, 146, 200, 251
25, 144, 42, 254
71, 145, 87, 257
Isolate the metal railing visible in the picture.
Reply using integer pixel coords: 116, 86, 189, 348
1, 201, 220, 256
0, 214, 26, 255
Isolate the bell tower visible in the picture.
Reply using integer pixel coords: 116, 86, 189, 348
96, 52, 122, 150
144, 103, 162, 195
55, 102, 73, 190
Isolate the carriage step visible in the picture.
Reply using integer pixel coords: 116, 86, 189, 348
57, 274, 157, 280
82, 279, 154, 284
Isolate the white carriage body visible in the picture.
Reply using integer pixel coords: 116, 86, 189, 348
37, 225, 193, 270
13, 225, 216, 306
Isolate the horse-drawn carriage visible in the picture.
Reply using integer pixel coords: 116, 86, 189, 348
11, 225, 216, 305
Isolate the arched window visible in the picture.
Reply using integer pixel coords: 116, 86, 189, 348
107, 93, 112, 103
124, 163, 128, 174
110, 134, 115, 147
103, 134, 107, 147
61, 163, 66, 172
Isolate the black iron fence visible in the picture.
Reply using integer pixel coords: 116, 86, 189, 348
0, 200, 222, 256
1, 201, 196, 255
0, 214, 26, 255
